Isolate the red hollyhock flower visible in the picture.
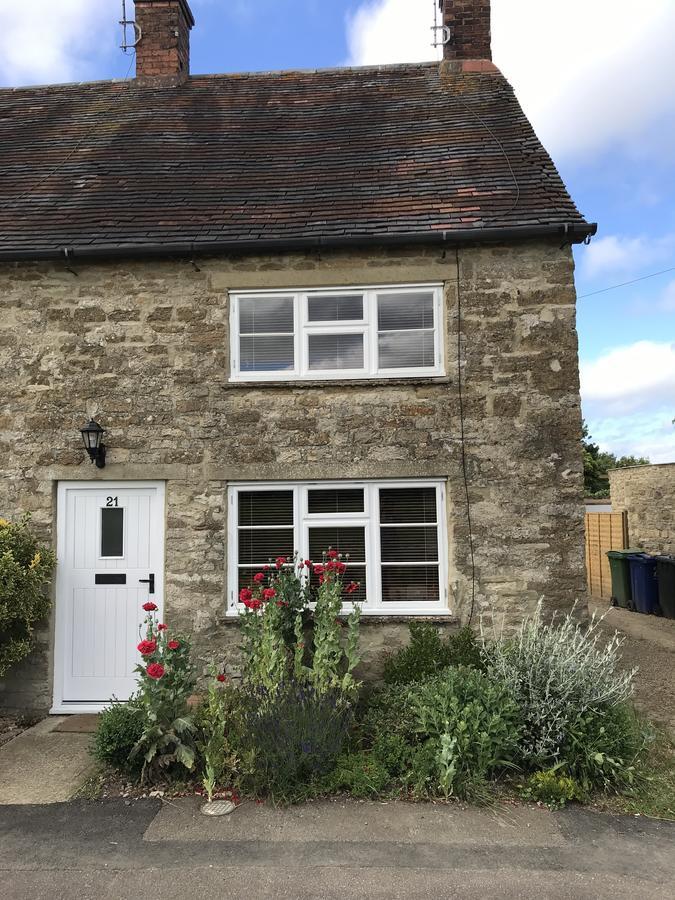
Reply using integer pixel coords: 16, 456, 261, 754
216, 673, 226, 683
157, 623, 168, 631
327, 549, 339, 559
137, 639, 157, 656
318, 574, 325, 585
276, 600, 288, 608
167, 640, 180, 650
263, 565, 270, 572
313, 564, 324, 575
253, 572, 265, 584
239, 587, 253, 603
244, 597, 263, 611
304, 559, 312, 568
345, 581, 360, 595
275, 556, 287, 569
142, 601, 158, 612
262, 587, 276, 601
146, 662, 165, 679
337, 562, 347, 574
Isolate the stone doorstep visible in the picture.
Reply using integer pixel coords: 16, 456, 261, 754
53, 714, 100, 734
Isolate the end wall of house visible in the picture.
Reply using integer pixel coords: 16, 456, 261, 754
610, 463, 675, 556
0, 240, 586, 713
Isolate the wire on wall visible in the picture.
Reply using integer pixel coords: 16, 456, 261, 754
455, 247, 477, 625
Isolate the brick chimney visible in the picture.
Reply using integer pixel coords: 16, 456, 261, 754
134, 0, 195, 83
439, 0, 492, 61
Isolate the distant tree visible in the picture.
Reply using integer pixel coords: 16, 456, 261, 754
582, 422, 649, 498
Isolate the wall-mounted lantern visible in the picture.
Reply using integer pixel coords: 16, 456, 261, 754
80, 419, 107, 469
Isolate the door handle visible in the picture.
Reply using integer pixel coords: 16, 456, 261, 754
139, 573, 155, 594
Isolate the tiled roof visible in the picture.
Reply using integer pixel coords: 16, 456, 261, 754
0, 62, 594, 259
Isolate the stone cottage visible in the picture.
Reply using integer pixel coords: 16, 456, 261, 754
0, 0, 596, 714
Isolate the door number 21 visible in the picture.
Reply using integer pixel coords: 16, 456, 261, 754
106, 496, 119, 507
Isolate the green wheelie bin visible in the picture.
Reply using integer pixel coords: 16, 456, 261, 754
607, 549, 643, 609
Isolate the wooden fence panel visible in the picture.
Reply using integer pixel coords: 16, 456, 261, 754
585, 511, 628, 599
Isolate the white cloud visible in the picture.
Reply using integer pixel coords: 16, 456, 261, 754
580, 340, 675, 417
0, 0, 113, 86
582, 233, 675, 280
588, 413, 675, 465
346, 0, 675, 161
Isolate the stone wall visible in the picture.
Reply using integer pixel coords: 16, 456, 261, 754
610, 464, 675, 556
0, 240, 587, 713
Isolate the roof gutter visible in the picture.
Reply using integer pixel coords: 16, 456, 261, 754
0, 222, 597, 263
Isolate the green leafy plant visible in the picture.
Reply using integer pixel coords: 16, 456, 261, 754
195, 672, 239, 802
521, 770, 582, 809
383, 622, 483, 686
130, 603, 197, 782
0, 515, 55, 676
92, 700, 144, 773
482, 600, 635, 769
323, 750, 391, 798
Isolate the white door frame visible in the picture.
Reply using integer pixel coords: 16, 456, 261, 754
51, 480, 166, 714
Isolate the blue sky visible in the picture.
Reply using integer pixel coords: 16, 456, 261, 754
0, 0, 673, 462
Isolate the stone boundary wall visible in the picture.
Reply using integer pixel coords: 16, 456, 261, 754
609, 464, 675, 556
0, 239, 586, 713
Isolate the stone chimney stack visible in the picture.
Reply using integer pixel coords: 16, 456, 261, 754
134, 0, 195, 83
439, 0, 492, 61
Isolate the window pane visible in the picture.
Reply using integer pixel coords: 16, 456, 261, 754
378, 292, 434, 331
380, 488, 437, 524
381, 526, 438, 562
238, 491, 294, 527
101, 507, 124, 557
239, 297, 294, 334
238, 529, 294, 565
309, 527, 366, 562
240, 335, 294, 372
308, 333, 364, 371
378, 330, 435, 369
308, 489, 364, 514
310, 564, 367, 603
381, 565, 440, 602
308, 294, 363, 322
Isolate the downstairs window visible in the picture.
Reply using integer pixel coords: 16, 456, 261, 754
228, 480, 448, 615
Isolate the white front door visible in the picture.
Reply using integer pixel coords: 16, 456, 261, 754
52, 481, 165, 713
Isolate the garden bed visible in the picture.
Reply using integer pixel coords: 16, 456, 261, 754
0, 715, 35, 749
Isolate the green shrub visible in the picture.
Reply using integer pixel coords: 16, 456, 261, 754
324, 751, 391, 798
521, 770, 582, 809
92, 701, 144, 773
0, 515, 55, 676
383, 623, 483, 685
240, 679, 353, 801
194, 674, 240, 802
561, 703, 648, 792
483, 601, 635, 769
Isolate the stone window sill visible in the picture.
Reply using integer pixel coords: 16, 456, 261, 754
221, 611, 457, 624
224, 376, 452, 390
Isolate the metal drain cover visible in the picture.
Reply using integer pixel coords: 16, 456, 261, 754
200, 800, 236, 817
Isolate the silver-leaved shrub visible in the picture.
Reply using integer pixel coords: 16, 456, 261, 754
482, 601, 635, 768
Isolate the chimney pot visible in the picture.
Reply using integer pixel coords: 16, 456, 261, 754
439, 0, 492, 61
134, 0, 195, 84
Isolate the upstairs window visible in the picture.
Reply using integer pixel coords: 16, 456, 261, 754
230, 285, 444, 381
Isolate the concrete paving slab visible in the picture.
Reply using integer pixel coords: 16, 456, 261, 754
53, 714, 99, 734
144, 796, 566, 847
0, 716, 95, 804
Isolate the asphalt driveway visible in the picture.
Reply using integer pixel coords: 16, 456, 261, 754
0, 797, 673, 899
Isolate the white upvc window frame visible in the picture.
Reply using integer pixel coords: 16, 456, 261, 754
229, 283, 445, 382
227, 479, 449, 617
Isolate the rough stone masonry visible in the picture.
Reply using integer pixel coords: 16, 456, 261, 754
0, 240, 587, 713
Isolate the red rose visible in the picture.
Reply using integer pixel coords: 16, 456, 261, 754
327, 549, 339, 559
216, 673, 226, 683
142, 601, 158, 612
167, 640, 180, 650
239, 587, 252, 603
157, 623, 168, 631
253, 572, 265, 584
275, 556, 287, 569
262, 587, 276, 601
313, 564, 324, 575
137, 639, 157, 656
146, 662, 165, 679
